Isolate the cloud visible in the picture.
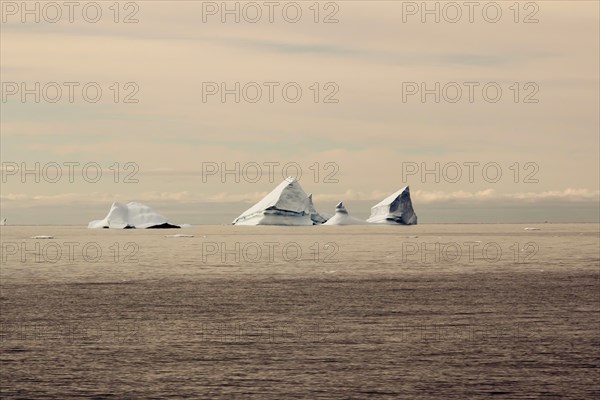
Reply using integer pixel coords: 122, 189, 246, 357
0, 191, 194, 207
2, 188, 597, 209
504, 188, 600, 203
411, 188, 600, 205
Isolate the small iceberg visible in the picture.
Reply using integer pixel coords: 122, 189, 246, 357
88, 202, 183, 229
323, 202, 368, 225
165, 234, 194, 238
31, 236, 53, 239
367, 186, 417, 225
524, 227, 541, 231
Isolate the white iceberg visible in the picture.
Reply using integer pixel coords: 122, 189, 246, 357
307, 194, 328, 224
232, 177, 325, 226
323, 202, 368, 225
0, 218, 6, 226
165, 234, 194, 238
367, 186, 417, 225
88, 201, 182, 229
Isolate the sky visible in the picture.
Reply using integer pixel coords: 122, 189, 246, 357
1, 0, 599, 224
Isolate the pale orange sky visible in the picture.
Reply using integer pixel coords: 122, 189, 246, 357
1, 1, 599, 223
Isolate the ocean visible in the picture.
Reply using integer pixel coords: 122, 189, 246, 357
1, 224, 598, 398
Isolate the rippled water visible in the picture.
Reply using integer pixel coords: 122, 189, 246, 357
1, 224, 598, 399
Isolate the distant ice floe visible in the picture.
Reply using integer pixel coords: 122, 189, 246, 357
88, 202, 184, 229
367, 186, 417, 225
232, 177, 326, 226
165, 234, 194, 238
323, 202, 368, 225
524, 227, 541, 231
31, 236, 53, 239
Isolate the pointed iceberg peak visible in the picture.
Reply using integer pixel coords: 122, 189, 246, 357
367, 186, 417, 225
88, 201, 181, 229
233, 177, 324, 225
335, 202, 348, 214
324, 201, 367, 225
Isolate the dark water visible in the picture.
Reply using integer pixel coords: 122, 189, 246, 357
1, 225, 599, 398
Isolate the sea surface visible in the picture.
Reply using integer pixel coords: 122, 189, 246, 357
1, 224, 599, 399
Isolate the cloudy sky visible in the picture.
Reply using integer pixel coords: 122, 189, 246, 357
1, 1, 598, 224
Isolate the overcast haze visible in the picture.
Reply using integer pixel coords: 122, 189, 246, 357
1, 1, 598, 224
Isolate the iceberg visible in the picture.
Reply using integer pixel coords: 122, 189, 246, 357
319, 211, 333, 221
307, 194, 328, 224
88, 201, 181, 229
0, 218, 6, 226
165, 234, 194, 238
323, 202, 368, 225
232, 177, 324, 226
367, 186, 417, 225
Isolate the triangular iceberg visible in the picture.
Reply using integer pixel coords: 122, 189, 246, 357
323, 202, 367, 225
232, 177, 325, 225
88, 201, 181, 229
367, 186, 417, 225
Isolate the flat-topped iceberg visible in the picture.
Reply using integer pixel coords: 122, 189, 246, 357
323, 202, 368, 225
88, 201, 181, 229
232, 177, 326, 225
367, 186, 417, 225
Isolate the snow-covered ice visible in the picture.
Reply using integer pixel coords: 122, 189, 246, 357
165, 234, 194, 238
367, 186, 417, 225
232, 177, 325, 226
88, 202, 182, 229
307, 194, 328, 224
323, 202, 368, 225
